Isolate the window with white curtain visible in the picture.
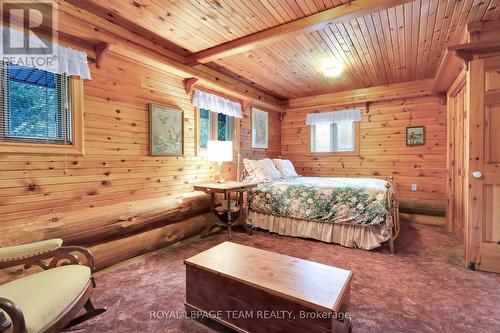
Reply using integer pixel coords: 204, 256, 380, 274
0, 62, 72, 144
193, 90, 240, 151
311, 120, 356, 153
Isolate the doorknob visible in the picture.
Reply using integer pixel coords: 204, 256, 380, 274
472, 171, 483, 179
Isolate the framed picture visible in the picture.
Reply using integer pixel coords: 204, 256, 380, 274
149, 103, 183, 156
406, 126, 425, 146
251, 107, 268, 149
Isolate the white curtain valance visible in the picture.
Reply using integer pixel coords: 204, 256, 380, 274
305, 109, 362, 126
1, 26, 92, 80
192, 90, 242, 118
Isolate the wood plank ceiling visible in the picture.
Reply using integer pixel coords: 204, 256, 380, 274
70, 0, 500, 99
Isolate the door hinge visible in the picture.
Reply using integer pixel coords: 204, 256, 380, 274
467, 261, 476, 270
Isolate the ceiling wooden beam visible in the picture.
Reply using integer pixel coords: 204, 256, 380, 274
187, 0, 413, 64
432, 48, 464, 93
287, 79, 435, 111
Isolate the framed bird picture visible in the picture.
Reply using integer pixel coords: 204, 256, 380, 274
149, 104, 184, 156
406, 126, 425, 146
251, 107, 269, 149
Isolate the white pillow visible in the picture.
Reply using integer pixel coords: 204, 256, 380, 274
283, 159, 299, 177
254, 158, 281, 182
243, 158, 257, 180
273, 159, 298, 178
272, 159, 288, 178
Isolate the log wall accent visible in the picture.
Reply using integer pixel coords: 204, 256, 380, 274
90, 213, 210, 271
0, 192, 211, 247
282, 95, 447, 215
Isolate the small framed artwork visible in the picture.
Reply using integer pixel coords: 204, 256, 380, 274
406, 126, 425, 146
251, 107, 268, 149
149, 103, 184, 156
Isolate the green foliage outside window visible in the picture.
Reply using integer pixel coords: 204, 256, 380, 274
8, 80, 58, 138
199, 108, 210, 148
217, 113, 228, 141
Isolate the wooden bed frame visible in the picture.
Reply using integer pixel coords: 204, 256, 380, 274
239, 161, 401, 253
386, 176, 401, 254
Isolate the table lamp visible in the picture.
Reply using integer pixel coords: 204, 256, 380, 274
207, 140, 233, 183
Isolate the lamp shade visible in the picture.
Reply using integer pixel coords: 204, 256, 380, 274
207, 140, 233, 162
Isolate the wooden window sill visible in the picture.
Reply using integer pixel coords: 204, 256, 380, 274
311, 151, 359, 157
0, 141, 83, 155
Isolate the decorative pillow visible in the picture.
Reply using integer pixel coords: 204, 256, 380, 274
272, 159, 287, 178
243, 159, 257, 180
273, 159, 298, 178
283, 159, 298, 177
253, 158, 281, 182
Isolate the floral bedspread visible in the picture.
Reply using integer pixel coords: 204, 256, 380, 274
248, 177, 393, 226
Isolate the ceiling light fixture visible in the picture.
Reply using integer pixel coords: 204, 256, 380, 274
323, 64, 343, 77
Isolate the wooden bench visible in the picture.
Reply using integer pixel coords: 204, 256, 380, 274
185, 242, 353, 333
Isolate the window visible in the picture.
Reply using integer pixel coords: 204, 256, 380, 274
311, 120, 358, 153
198, 108, 234, 150
199, 108, 210, 149
217, 113, 233, 141
1, 63, 71, 143
0, 62, 83, 154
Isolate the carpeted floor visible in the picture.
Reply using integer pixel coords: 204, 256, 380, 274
71, 223, 500, 333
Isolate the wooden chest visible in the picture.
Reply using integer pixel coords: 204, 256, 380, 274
185, 242, 353, 333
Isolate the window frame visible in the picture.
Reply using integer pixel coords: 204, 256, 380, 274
0, 76, 84, 155
309, 121, 360, 156
195, 107, 239, 156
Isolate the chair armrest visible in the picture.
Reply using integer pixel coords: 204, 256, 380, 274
0, 297, 26, 333
0, 242, 96, 273
20, 246, 96, 273
0, 239, 62, 263
56, 246, 96, 273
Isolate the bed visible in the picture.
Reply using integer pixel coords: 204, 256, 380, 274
245, 175, 400, 252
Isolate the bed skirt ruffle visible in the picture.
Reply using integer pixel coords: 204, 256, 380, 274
248, 211, 391, 250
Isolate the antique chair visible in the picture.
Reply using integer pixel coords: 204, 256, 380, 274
0, 239, 106, 333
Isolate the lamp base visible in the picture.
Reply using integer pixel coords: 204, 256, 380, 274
215, 161, 225, 183
214, 173, 226, 183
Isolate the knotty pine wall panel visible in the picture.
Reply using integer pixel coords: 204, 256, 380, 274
0, 53, 281, 245
282, 96, 446, 214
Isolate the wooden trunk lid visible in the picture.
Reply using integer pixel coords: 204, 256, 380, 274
185, 241, 352, 312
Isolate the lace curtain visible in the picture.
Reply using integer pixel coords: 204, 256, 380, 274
192, 90, 243, 118
305, 109, 362, 126
1, 26, 92, 80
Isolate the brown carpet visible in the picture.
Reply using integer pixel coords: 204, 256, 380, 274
71, 223, 500, 333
